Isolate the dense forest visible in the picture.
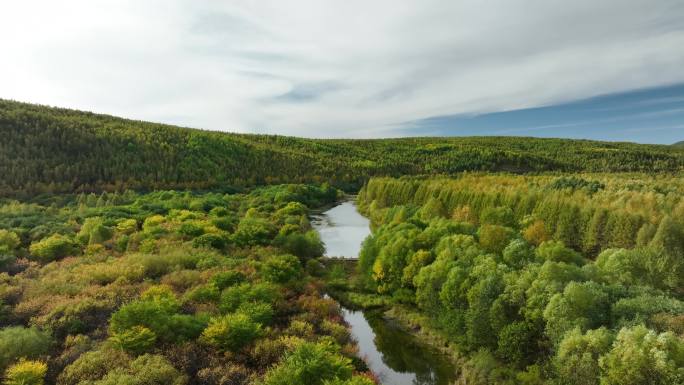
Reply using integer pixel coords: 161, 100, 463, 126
1, 99, 683, 385
348, 175, 684, 384
0, 184, 379, 385
2, 99, 684, 198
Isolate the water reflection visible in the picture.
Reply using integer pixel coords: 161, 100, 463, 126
311, 200, 370, 258
342, 308, 457, 385
315, 201, 458, 385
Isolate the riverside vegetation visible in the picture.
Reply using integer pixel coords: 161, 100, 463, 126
0, 100, 683, 385
0, 184, 378, 385
343, 175, 684, 384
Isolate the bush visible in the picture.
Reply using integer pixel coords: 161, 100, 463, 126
262, 254, 302, 284
92, 354, 188, 385
110, 288, 206, 343
4, 359, 47, 385
237, 302, 274, 325
110, 326, 157, 355
116, 218, 138, 234
57, 347, 131, 385
192, 234, 228, 250
209, 270, 245, 290
29, 234, 79, 262
77, 217, 113, 245
0, 326, 52, 371
276, 231, 325, 260
0, 230, 20, 255
262, 341, 353, 385
201, 313, 262, 352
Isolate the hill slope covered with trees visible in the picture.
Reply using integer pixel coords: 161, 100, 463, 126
1, 99, 683, 198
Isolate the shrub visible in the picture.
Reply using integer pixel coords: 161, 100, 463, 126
237, 302, 274, 325
209, 270, 245, 290
0, 326, 52, 371
110, 326, 157, 355
29, 234, 79, 262
0, 230, 20, 255
262, 254, 302, 284
93, 354, 188, 385
4, 359, 47, 385
262, 341, 353, 385
178, 222, 205, 238
201, 313, 262, 352
116, 219, 138, 234
57, 347, 130, 385
110, 288, 206, 344
77, 217, 113, 245
192, 234, 228, 250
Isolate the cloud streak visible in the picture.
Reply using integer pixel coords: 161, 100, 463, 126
1, 0, 683, 138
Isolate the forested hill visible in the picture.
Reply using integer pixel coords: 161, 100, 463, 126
674, 141, 684, 147
2, 98, 683, 197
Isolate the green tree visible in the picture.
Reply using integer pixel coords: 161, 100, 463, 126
553, 327, 613, 385
478, 225, 514, 254
543, 282, 611, 342
599, 325, 684, 385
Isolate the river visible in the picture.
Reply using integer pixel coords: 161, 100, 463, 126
312, 199, 458, 385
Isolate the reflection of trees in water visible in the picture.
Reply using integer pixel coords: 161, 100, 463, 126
364, 311, 455, 385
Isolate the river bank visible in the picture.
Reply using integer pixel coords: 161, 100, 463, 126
313, 200, 462, 384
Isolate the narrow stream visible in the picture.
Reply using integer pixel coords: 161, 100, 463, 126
312, 199, 458, 385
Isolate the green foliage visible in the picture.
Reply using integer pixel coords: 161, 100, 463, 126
357, 175, 684, 384
0, 229, 20, 254
77, 217, 113, 245
550, 176, 604, 193
89, 354, 188, 385
109, 286, 206, 343
543, 282, 611, 342
276, 230, 325, 260
262, 341, 354, 385
191, 233, 228, 249
29, 234, 78, 262
599, 325, 684, 385
201, 313, 262, 351
4, 359, 47, 385
553, 327, 613, 385
2, 99, 682, 198
262, 254, 302, 284
0, 327, 52, 371
478, 225, 515, 254
110, 326, 157, 355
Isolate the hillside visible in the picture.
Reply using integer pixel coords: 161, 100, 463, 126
1, 99, 683, 197
674, 140, 684, 147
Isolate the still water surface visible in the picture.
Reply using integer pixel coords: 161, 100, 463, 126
313, 200, 458, 385
312, 200, 370, 258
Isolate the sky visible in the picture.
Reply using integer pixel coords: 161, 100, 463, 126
1, 1, 683, 143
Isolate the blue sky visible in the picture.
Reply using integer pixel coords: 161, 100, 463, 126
1, 1, 683, 143
405, 83, 684, 144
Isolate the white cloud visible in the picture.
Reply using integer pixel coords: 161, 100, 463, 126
1, 0, 683, 137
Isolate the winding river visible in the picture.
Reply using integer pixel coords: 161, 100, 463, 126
312, 200, 458, 385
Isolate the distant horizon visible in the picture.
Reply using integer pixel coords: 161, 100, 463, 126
3, 94, 683, 146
